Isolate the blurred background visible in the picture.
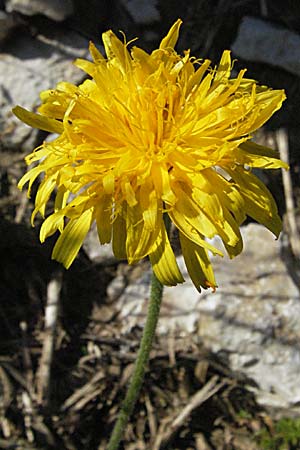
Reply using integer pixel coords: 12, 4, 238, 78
1, 0, 300, 448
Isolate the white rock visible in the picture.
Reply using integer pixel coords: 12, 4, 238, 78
0, 29, 88, 150
115, 223, 300, 411
107, 274, 127, 302
5, 0, 74, 21
232, 16, 300, 77
0, 11, 16, 42
120, 0, 160, 25
83, 223, 116, 264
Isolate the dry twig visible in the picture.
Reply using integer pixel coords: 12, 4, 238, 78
277, 128, 300, 258
61, 370, 105, 411
14, 191, 29, 224
36, 271, 63, 406
145, 393, 157, 445
20, 321, 35, 399
154, 375, 226, 449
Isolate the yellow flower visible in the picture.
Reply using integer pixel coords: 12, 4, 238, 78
14, 19, 287, 291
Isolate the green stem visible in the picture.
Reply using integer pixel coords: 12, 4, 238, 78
107, 262, 164, 450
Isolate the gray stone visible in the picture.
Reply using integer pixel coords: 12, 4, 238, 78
5, 0, 74, 21
114, 224, 300, 411
0, 11, 16, 43
107, 274, 127, 302
232, 16, 300, 77
0, 29, 89, 150
120, 0, 160, 25
83, 223, 116, 265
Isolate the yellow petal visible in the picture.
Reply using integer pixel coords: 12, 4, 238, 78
214, 50, 232, 83
122, 179, 137, 207
171, 181, 225, 244
40, 210, 66, 242
89, 41, 105, 63
149, 217, 184, 286
38, 83, 76, 119
52, 208, 94, 268
170, 199, 224, 257
13, 106, 63, 134
151, 163, 176, 206
103, 171, 115, 195
54, 186, 70, 212
95, 195, 112, 244
125, 204, 159, 263
186, 59, 211, 95
221, 208, 243, 258
139, 181, 159, 230
102, 30, 131, 72
238, 141, 289, 169
195, 169, 246, 226
131, 46, 154, 77
75, 58, 96, 77
18, 165, 43, 196
180, 232, 216, 292
223, 238, 243, 259
112, 213, 127, 259
54, 187, 70, 233
189, 173, 243, 249
31, 176, 56, 224
228, 167, 282, 237
249, 89, 286, 132
218, 183, 246, 226
24, 145, 49, 165
159, 19, 182, 50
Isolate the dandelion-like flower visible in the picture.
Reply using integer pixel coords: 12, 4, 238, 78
15, 19, 287, 291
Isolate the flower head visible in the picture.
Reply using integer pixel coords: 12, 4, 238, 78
14, 19, 287, 291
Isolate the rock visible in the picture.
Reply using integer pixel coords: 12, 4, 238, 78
0, 28, 89, 151
114, 224, 300, 411
120, 0, 160, 25
0, 11, 16, 43
106, 273, 127, 302
194, 228, 300, 409
232, 16, 300, 77
83, 223, 116, 265
5, 0, 74, 21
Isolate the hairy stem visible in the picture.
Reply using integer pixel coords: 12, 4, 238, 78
107, 271, 164, 450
